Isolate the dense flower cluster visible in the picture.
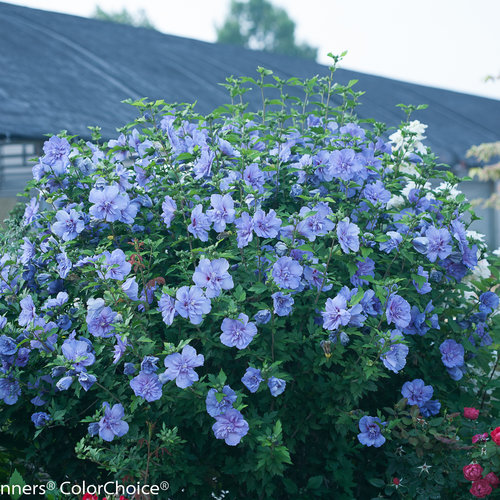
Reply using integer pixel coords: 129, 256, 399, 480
0, 69, 498, 498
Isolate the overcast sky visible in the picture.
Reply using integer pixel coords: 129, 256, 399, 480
7, 0, 500, 100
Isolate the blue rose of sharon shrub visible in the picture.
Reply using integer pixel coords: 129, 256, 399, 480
0, 60, 499, 499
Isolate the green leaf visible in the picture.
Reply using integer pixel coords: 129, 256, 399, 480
8, 469, 26, 500
367, 477, 385, 488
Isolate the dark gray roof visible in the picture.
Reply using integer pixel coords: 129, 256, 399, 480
1, 1, 499, 165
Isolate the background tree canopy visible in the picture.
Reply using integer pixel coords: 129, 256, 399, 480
216, 0, 318, 60
92, 6, 156, 30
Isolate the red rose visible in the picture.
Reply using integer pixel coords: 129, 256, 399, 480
82, 495, 98, 500
470, 479, 493, 498
491, 427, 500, 446
464, 407, 480, 420
485, 472, 500, 489
464, 463, 484, 481
392, 477, 400, 485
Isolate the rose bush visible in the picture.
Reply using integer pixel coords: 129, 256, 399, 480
0, 58, 499, 498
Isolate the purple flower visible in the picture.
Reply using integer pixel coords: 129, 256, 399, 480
42, 136, 70, 167
23, 197, 40, 226
0, 378, 21, 405
297, 203, 335, 242
98, 402, 129, 441
162, 345, 204, 388
272, 256, 303, 290
192, 258, 234, 298
18, 295, 36, 326
78, 372, 96, 391
122, 277, 139, 301
220, 313, 257, 349
350, 257, 375, 287
0, 335, 17, 356
56, 376, 74, 391
379, 231, 403, 253
439, 339, 464, 368
254, 310, 271, 325
141, 356, 160, 374
425, 226, 452, 262
386, 294, 411, 329
337, 218, 360, 254
268, 376, 286, 397
175, 286, 211, 325
51, 209, 85, 241
212, 409, 249, 446
89, 185, 129, 222
161, 195, 177, 227
272, 292, 294, 316
479, 292, 499, 314
401, 379, 433, 406
253, 209, 282, 238
86, 298, 117, 338
235, 212, 254, 248
56, 250, 72, 279
20, 238, 35, 265
158, 294, 176, 325
329, 149, 363, 181
188, 204, 211, 242
62, 338, 95, 372
322, 295, 351, 331
193, 146, 215, 179
357, 416, 386, 447
243, 163, 265, 191
207, 194, 235, 232
113, 335, 128, 364
419, 399, 441, 417
130, 371, 163, 402
206, 385, 237, 416
43, 291, 69, 309
241, 367, 263, 393
380, 331, 409, 373
102, 249, 131, 280
413, 266, 432, 294
31, 412, 51, 427
362, 181, 391, 205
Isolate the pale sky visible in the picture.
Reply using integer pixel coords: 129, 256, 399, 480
6, 0, 500, 100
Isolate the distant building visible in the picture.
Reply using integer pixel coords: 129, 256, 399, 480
1, 2, 499, 245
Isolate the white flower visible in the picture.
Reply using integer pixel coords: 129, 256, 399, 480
387, 195, 405, 209
493, 247, 500, 257
472, 258, 490, 280
407, 120, 427, 140
399, 162, 419, 176
436, 182, 462, 199
389, 130, 404, 151
466, 230, 486, 242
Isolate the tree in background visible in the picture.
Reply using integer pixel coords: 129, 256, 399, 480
92, 6, 156, 30
216, 0, 317, 60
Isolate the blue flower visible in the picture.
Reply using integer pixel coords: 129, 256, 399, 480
102, 249, 131, 280
0, 335, 17, 357
51, 209, 85, 241
272, 292, 294, 317
158, 293, 176, 326
380, 331, 409, 373
350, 257, 375, 287
220, 313, 257, 350
206, 385, 237, 417
413, 266, 432, 294
357, 416, 385, 447
379, 231, 403, 253
425, 226, 452, 262
175, 286, 211, 325
141, 356, 160, 374
268, 376, 286, 397
439, 339, 464, 368
479, 292, 499, 314
322, 295, 350, 331
253, 209, 282, 238
78, 372, 96, 391
329, 149, 363, 181
254, 310, 271, 325
241, 367, 264, 393
297, 203, 334, 242
130, 371, 163, 402
401, 379, 433, 406
162, 345, 204, 389
207, 194, 235, 232
188, 204, 211, 242
419, 399, 441, 417
18, 295, 36, 327
337, 218, 360, 254
192, 258, 234, 298
62, 338, 95, 372
89, 185, 129, 222
386, 294, 411, 329
0, 377, 21, 405
272, 256, 303, 290
212, 408, 249, 446
31, 412, 51, 427
98, 402, 129, 442
86, 298, 117, 338
234, 212, 254, 248
122, 277, 139, 301
161, 195, 177, 227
